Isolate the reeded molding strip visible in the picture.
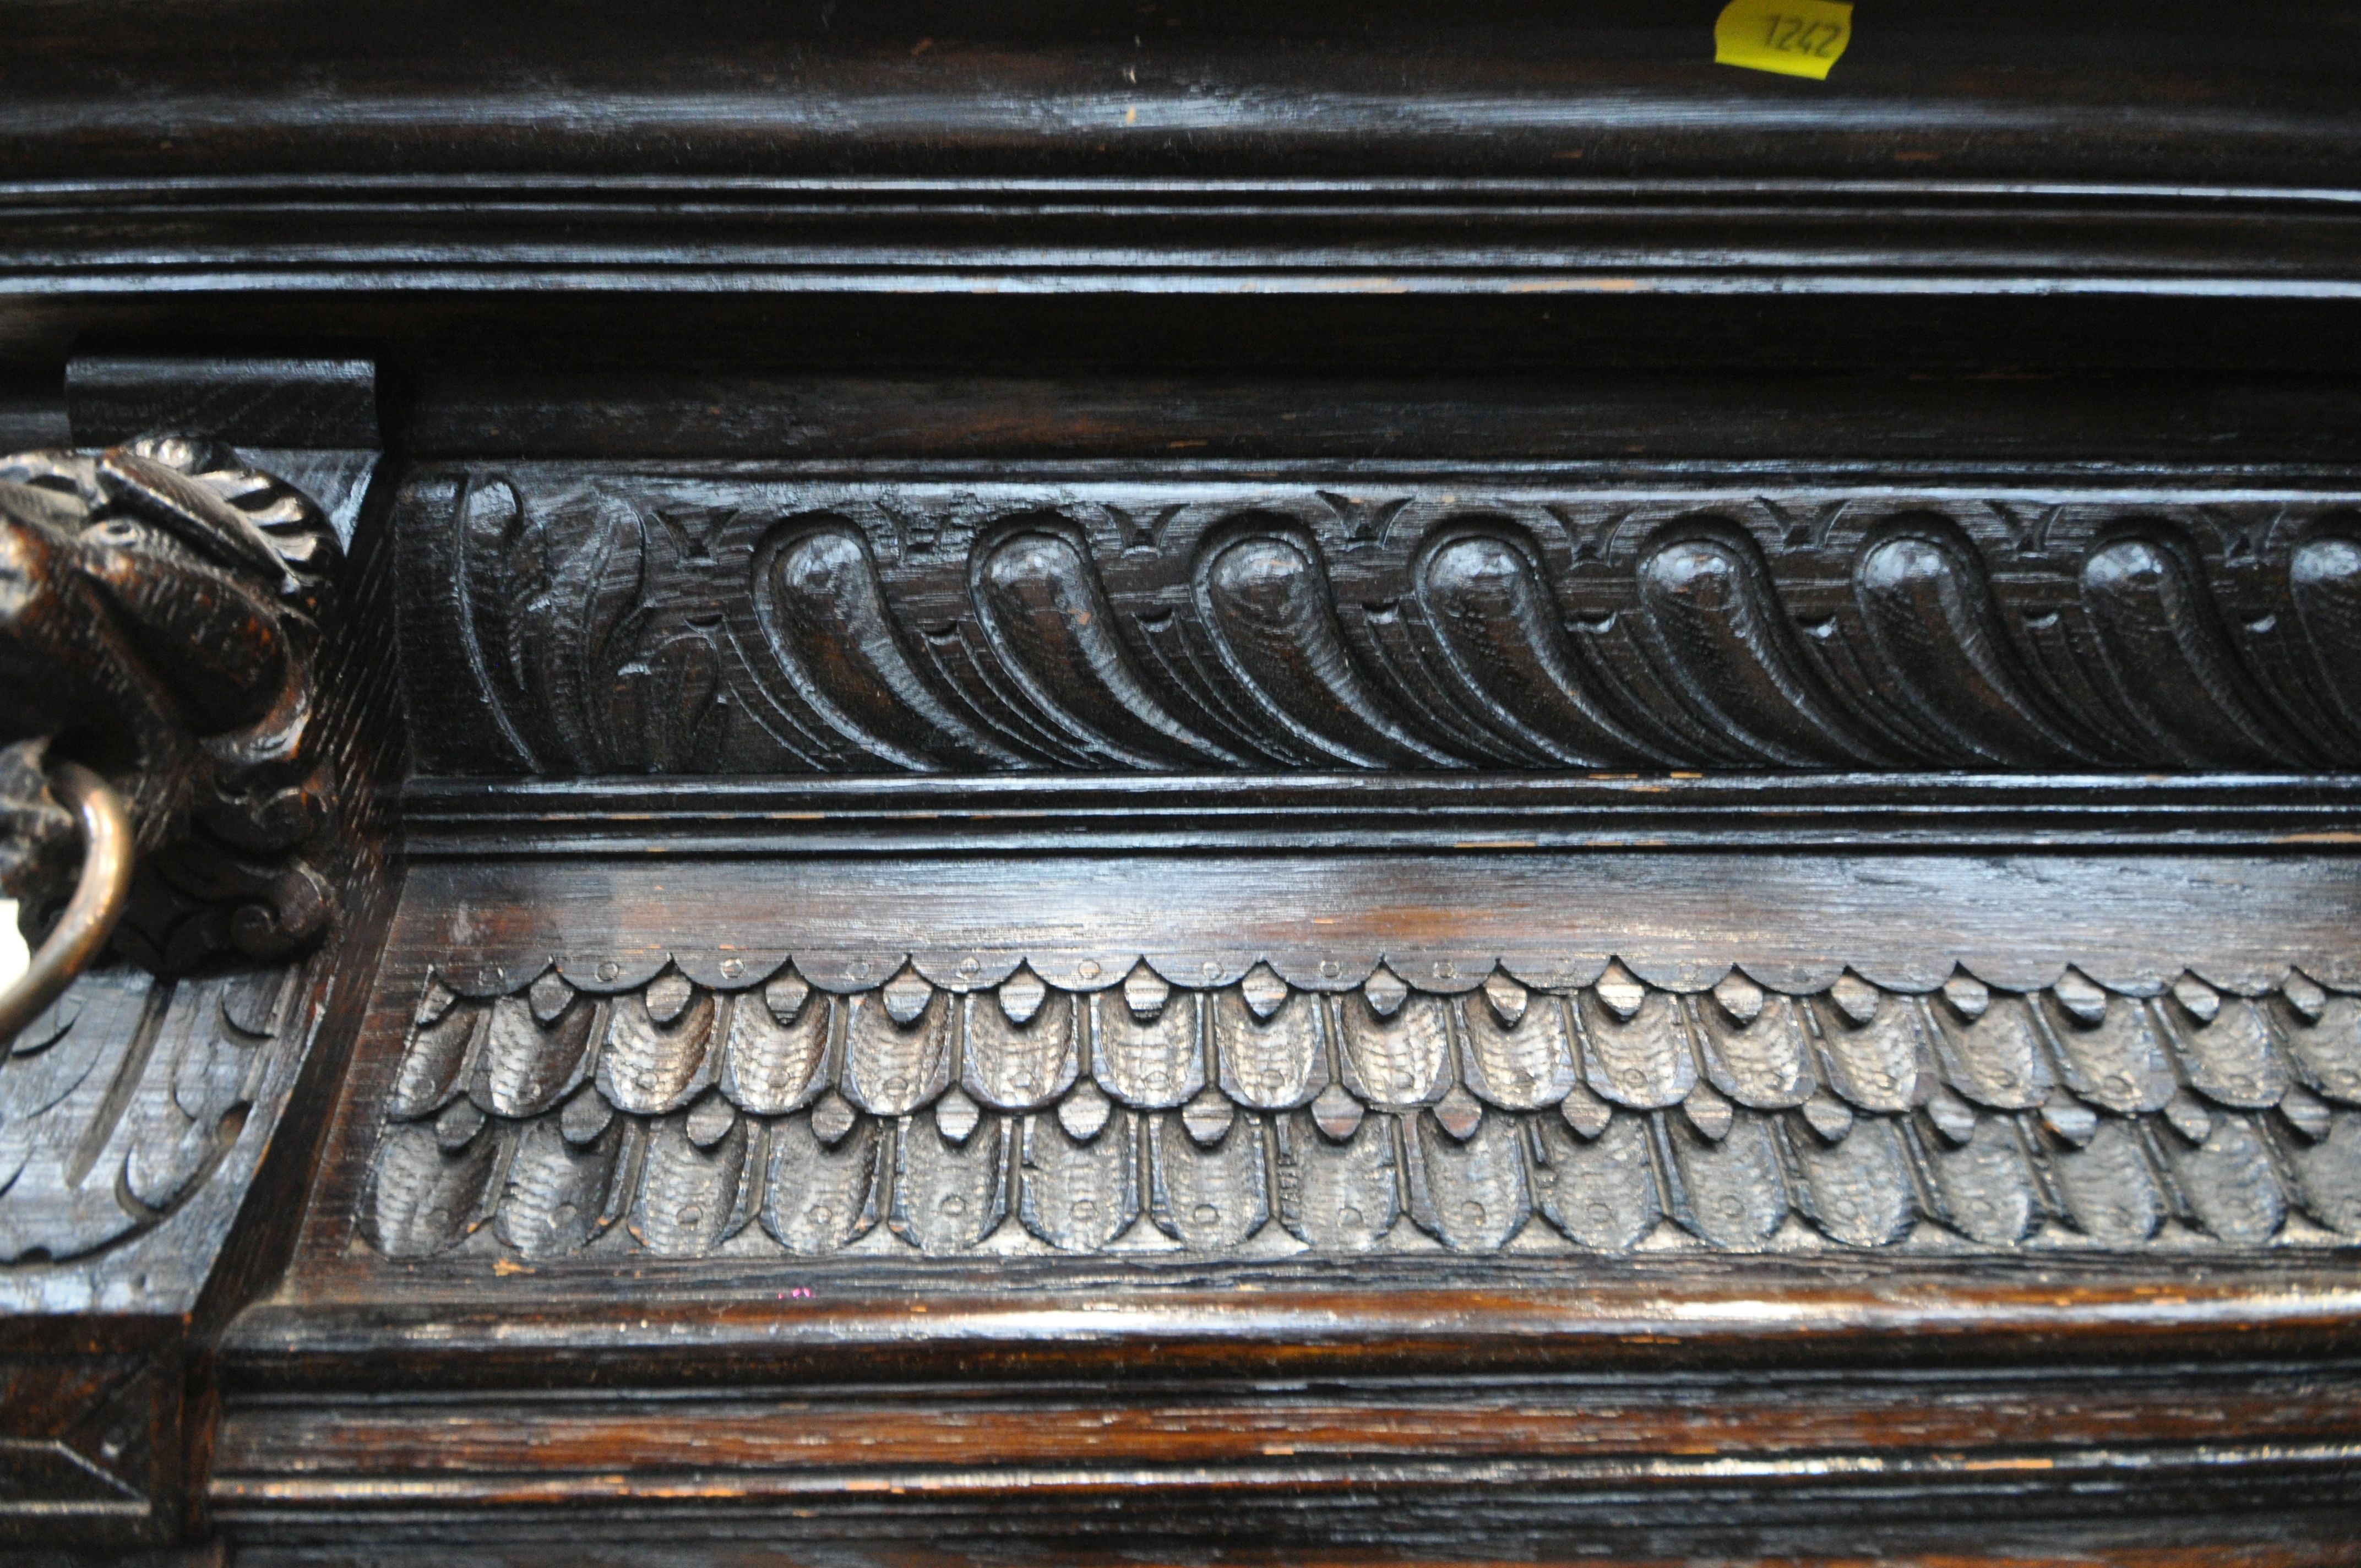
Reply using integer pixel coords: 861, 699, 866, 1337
399, 772, 2361, 856
15, 179, 2361, 299
366, 955, 2361, 1264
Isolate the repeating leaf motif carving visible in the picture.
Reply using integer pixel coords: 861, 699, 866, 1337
1094, 992, 1204, 1109
367, 952, 2361, 1263
404, 470, 2361, 775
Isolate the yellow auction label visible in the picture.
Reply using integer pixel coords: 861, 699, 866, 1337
1715, 0, 1852, 80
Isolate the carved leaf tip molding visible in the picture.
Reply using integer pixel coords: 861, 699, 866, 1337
369, 954, 2361, 1263
0, 963, 297, 1265
408, 470, 2361, 776
0, 438, 344, 974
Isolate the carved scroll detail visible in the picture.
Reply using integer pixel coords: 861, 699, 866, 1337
406, 472, 2361, 776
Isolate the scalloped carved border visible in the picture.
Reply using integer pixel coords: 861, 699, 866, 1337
428, 948, 2361, 1004
366, 951, 2361, 1264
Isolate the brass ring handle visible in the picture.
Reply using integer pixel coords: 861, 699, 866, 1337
0, 762, 134, 1046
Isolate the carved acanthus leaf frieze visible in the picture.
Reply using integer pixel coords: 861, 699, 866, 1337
400, 470, 2361, 775
367, 955, 2361, 1264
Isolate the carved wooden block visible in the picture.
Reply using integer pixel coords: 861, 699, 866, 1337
194, 821, 2361, 1542
1, 966, 298, 1270
0, 1356, 167, 1532
0, 956, 347, 1544
0, 413, 391, 1545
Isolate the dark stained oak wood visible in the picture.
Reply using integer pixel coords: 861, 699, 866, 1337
216, 1542, 2361, 1568
389, 464, 2361, 777
8, 2, 2361, 374
346, 852, 2361, 997
0, 374, 400, 1544
210, 834, 2361, 1540
208, 1376, 2361, 1479
4, 2, 2361, 1559
329, 949, 2361, 1270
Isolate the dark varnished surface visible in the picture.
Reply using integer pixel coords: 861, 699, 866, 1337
70, 429, 2361, 1553
344, 852, 2361, 997
7, 3, 2361, 371
209, 836, 2361, 1537
345, 953, 2361, 1270
400, 372, 2361, 466
3, 0, 2359, 184
404, 772, 2361, 856
10, 4, 2361, 1557
220, 1536, 2361, 1568
0, 398, 402, 1542
203, 1367, 2361, 1538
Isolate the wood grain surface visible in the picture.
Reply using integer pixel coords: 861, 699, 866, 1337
5, 2, 2361, 372
8, 1, 2361, 1556
368, 852, 2361, 997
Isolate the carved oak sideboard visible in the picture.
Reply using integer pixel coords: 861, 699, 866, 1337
4, 3, 2361, 1564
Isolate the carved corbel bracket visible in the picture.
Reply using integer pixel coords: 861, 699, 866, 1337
0, 436, 344, 972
